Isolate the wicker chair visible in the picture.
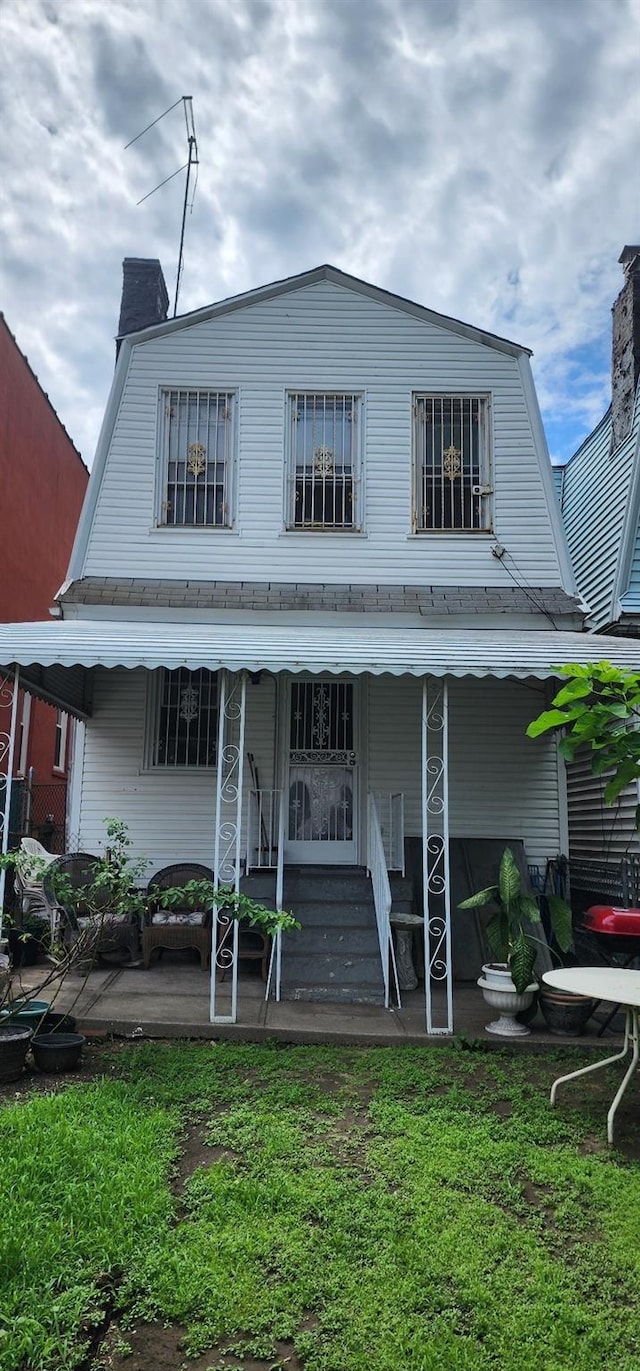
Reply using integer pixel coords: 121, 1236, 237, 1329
143, 863, 214, 971
42, 853, 141, 963
219, 918, 271, 982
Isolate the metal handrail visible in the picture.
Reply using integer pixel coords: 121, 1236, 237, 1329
248, 788, 280, 869
367, 793, 401, 1009
372, 791, 405, 873
264, 788, 286, 1003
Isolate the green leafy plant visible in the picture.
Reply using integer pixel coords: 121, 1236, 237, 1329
526, 662, 640, 821
1, 816, 299, 1001
458, 847, 573, 993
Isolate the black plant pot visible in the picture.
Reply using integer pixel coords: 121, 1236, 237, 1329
540, 989, 595, 1037
0, 1025, 33, 1083
31, 1032, 86, 1073
7, 928, 41, 968
40, 1011, 78, 1035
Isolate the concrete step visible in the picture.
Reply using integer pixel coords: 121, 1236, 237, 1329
282, 900, 378, 928
280, 983, 386, 1006
281, 927, 381, 956
280, 953, 383, 987
245, 864, 387, 1007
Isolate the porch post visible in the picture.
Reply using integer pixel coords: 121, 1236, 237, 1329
210, 669, 247, 1024
0, 668, 20, 940
421, 678, 453, 1034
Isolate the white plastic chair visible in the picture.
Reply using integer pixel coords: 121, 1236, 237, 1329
15, 838, 58, 939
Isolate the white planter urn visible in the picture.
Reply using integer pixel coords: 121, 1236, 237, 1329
477, 963, 538, 1037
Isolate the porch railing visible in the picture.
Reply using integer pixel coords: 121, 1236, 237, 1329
367, 793, 401, 1009
248, 789, 280, 869
372, 791, 405, 873
250, 788, 285, 1004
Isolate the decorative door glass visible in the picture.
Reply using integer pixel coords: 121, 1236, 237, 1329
287, 681, 356, 859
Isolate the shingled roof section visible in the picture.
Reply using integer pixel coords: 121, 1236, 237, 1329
59, 578, 583, 618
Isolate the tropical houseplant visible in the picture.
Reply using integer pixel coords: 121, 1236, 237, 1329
0, 817, 299, 1076
459, 847, 574, 1036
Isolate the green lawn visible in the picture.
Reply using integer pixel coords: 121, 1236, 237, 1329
0, 1041, 639, 1371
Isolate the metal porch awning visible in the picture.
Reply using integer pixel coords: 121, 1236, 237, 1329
0, 619, 639, 716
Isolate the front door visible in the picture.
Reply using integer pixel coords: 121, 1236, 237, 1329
285, 679, 357, 864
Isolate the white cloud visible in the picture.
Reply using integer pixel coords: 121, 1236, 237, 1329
1, 0, 638, 465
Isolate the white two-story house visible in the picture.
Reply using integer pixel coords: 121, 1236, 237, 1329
1, 261, 638, 1031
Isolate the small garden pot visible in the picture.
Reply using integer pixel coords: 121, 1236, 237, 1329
31, 1032, 86, 1073
40, 1011, 78, 1035
0, 1024, 33, 1083
539, 989, 595, 1036
0, 999, 51, 1029
481, 963, 513, 990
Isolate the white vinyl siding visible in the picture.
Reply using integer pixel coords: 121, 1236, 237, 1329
83, 280, 564, 587
566, 750, 640, 861
366, 675, 562, 869
75, 670, 562, 875
76, 667, 276, 873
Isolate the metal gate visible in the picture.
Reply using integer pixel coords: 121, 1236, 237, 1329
285, 680, 357, 864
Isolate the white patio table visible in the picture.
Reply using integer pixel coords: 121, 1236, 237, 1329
543, 967, 640, 1145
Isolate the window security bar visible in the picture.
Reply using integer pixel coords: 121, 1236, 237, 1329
289, 393, 360, 529
413, 395, 491, 532
161, 389, 234, 527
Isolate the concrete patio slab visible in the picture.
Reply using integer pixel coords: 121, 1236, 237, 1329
12, 954, 626, 1049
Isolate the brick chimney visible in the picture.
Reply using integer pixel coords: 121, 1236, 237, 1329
117, 258, 169, 350
611, 245, 640, 450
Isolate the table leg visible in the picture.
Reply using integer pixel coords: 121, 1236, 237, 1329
606, 1009, 639, 1146
549, 1009, 638, 1146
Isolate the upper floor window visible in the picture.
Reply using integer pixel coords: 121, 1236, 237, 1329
159, 389, 235, 528
413, 395, 492, 532
149, 668, 218, 768
287, 393, 361, 530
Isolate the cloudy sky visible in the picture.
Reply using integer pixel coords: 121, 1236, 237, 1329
1, 0, 638, 467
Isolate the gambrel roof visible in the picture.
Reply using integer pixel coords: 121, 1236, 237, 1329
119, 263, 532, 360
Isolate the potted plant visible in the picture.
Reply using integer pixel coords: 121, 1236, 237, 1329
458, 848, 573, 1037
6, 910, 49, 968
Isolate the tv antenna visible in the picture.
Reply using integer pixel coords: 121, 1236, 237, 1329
125, 95, 199, 317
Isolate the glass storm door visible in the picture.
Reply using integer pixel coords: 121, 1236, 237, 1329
285, 680, 357, 864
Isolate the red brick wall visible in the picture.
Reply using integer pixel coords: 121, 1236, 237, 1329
0, 317, 88, 792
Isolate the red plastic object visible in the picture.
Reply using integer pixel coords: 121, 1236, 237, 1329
582, 906, 640, 937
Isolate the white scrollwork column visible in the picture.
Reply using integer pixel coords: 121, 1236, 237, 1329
0, 668, 20, 939
210, 670, 247, 1024
421, 678, 453, 1034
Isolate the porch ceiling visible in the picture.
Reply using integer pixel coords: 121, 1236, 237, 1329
1, 619, 639, 693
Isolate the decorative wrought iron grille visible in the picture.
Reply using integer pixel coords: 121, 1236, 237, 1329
290, 681, 354, 755
161, 389, 234, 527
288, 393, 360, 528
288, 682, 355, 843
151, 668, 218, 767
413, 395, 491, 531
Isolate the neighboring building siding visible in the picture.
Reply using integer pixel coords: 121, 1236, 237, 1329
83, 280, 564, 588
566, 752, 639, 861
552, 465, 565, 502
560, 407, 632, 630
0, 318, 88, 849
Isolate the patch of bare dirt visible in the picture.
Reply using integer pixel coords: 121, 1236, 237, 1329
92, 1319, 306, 1371
0, 1037, 119, 1105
